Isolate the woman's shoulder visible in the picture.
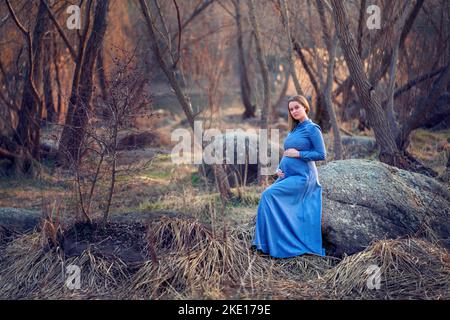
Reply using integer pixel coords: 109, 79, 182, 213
305, 120, 322, 132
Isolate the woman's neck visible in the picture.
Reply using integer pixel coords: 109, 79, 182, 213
298, 116, 309, 123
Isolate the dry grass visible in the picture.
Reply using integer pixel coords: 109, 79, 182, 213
127, 216, 274, 299
0, 231, 131, 299
408, 128, 450, 176
0, 215, 448, 300
320, 238, 450, 299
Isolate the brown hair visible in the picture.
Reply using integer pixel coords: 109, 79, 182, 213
287, 95, 311, 131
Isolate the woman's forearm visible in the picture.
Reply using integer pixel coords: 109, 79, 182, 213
299, 125, 326, 161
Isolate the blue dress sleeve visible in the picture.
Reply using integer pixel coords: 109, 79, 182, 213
299, 124, 326, 161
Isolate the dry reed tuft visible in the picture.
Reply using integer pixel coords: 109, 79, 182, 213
127, 216, 277, 299
0, 231, 131, 299
320, 237, 450, 299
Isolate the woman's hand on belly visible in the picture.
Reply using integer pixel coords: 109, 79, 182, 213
283, 148, 300, 158
279, 156, 309, 177
276, 168, 285, 179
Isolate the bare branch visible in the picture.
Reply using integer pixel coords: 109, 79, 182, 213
41, 0, 77, 60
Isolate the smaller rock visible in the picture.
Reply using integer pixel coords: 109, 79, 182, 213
0, 207, 42, 233
341, 135, 378, 159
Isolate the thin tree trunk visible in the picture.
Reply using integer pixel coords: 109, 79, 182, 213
247, 0, 271, 129
273, 67, 290, 118
357, 0, 366, 57
279, 0, 303, 96
316, 0, 342, 160
233, 0, 255, 119
398, 61, 450, 150
247, 0, 271, 185
52, 33, 62, 123
213, 164, 233, 202
139, 0, 233, 201
96, 46, 108, 103
139, 0, 195, 128
292, 40, 330, 130
43, 33, 56, 124
323, 35, 343, 160
103, 118, 118, 225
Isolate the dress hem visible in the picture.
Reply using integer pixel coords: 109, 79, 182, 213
252, 243, 326, 259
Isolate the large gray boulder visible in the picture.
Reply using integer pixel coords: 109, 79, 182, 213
319, 159, 450, 257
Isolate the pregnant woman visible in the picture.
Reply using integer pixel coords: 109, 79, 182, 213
252, 95, 326, 258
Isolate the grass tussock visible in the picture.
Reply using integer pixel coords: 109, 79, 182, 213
0, 229, 133, 299
127, 216, 275, 299
321, 237, 450, 299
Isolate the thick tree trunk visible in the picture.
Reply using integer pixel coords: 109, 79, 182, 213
13, 0, 48, 159
330, 0, 408, 168
0, 135, 37, 177
58, 0, 110, 166
213, 164, 234, 202
385, 39, 401, 140
333, 0, 424, 115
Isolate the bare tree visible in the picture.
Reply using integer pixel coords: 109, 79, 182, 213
398, 61, 450, 150
139, 0, 234, 202
58, 0, 110, 167
279, 0, 304, 96
315, 0, 342, 159
11, 0, 47, 158
0, 0, 48, 175
231, 0, 256, 119
69, 55, 150, 225
43, 31, 56, 124
247, 0, 271, 128
330, 0, 408, 168
247, 0, 273, 185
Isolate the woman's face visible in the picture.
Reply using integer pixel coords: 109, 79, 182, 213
288, 101, 307, 121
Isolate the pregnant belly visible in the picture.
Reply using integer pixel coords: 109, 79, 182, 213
279, 156, 309, 177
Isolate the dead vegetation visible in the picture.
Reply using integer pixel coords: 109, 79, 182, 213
320, 238, 450, 299
1, 212, 448, 300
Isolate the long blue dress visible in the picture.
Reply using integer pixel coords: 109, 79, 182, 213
252, 118, 326, 258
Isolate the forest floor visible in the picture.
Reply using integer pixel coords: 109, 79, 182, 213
0, 101, 449, 299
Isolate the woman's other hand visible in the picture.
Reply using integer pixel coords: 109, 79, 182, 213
276, 168, 285, 178
283, 148, 300, 158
